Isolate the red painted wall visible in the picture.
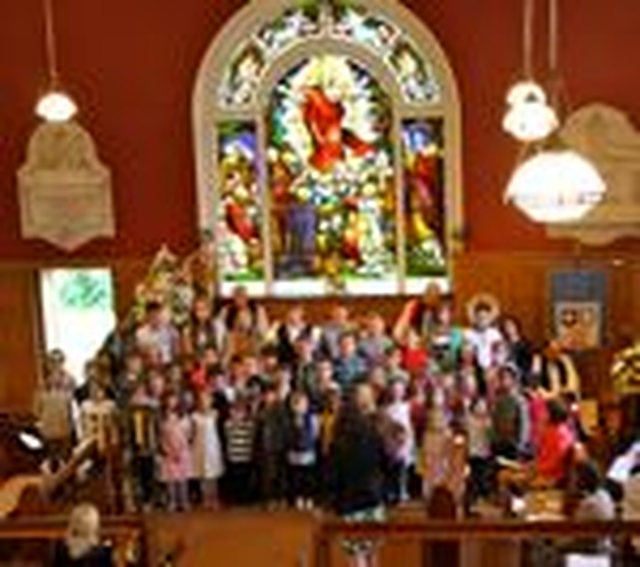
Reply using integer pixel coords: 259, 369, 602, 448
0, 0, 638, 261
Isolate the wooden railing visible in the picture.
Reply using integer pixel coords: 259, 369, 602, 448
0, 514, 146, 566
314, 518, 640, 567
3, 513, 640, 566
0, 436, 112, 519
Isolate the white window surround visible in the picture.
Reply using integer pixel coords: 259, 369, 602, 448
192, 0, 463, 296
39, 268, 116, 384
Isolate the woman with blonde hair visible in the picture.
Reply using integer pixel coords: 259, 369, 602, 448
52, 503, 112, 566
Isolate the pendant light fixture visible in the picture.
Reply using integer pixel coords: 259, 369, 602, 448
35, 0, 78, 122
505, 0, 606, 223
502, 0, 558, 143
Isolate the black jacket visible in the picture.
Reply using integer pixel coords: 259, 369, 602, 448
327, 410, 388, 515
51, 543, 113, 567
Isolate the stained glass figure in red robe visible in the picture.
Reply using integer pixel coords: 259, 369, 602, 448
301, 85, 374, 173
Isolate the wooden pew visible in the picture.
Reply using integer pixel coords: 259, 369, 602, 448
0, 514, 145, 567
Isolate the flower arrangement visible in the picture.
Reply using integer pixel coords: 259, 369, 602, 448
612, 342, 640, 396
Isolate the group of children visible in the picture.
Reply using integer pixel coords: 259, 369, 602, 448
34, 283, 593, 516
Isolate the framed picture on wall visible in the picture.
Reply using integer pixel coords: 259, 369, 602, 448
554, 300, 602, 351
550, 270, 606, 352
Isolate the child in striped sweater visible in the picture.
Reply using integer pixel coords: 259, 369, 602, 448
223, 396, 256, 505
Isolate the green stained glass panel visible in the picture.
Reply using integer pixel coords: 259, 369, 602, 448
217, 122, 264, 284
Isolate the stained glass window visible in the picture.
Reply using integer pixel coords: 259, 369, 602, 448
197, 0, 461, 297
268, 55, 396, 295
402, 119, 447, 293
218, 0, 441, 109
330, 3, 398, 54
390, 40, 441, 103
256, 4, 321, 56
216, 122, 264, 295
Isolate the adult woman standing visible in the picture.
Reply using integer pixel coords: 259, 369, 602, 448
500, 315, 533, 385
328, 383, 389, 567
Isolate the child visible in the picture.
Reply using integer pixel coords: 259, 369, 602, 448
314, 358, 337, 410
79, 380, 118, 454
286, 390, 319, 510
160, 391, 192, 512
367, 365, 389, 405
223, 396, 256, 506
191, 391, 224, 509
401, 329, 428, 382
44, 349, 76, 394
385, 379, 415, 503
421, 389, 453, 503
115, 349, 144, 409
358, 312, 393, 370
254, 383, 289, 509
32, 368, 79, 472
125, 380, 160, 512
147, 368, 167, 403
319, 384, 341, 457
333, 332, 367, 394
465, 398, 492, 511
384, 345, 410, 385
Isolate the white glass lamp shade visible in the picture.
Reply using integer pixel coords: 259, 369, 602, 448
505, 80, 548, 107
35, 89, 78, 122
502, 80, 559, 142
505, 149, 607, 223
502, 99, 559, 142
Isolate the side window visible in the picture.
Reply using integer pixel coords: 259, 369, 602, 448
39, 268, 116, 383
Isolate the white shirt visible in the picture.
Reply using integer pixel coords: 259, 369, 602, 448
465, 326, 503, 370
575, 489, 615, 521
608, 442, 640, 483
136, 323, 178, 364
624, 474, 640, 550
386, 401, 415, 464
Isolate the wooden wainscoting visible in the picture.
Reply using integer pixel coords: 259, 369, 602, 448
0, 267, 40, 413
1, 249, 640, 410
453, 251, 640, 398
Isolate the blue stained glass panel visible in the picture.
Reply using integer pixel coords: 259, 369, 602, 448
390, 41, 440, 103
255, 4, 321, 57
402, 119, 447, 277
219, 2, 441, 108
331, 3, 398, 54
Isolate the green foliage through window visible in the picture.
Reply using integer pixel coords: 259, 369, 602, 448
58, 271, 112, 311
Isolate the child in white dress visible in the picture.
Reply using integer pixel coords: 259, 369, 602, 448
385, 379, 415, 502
191, 391, 224, 509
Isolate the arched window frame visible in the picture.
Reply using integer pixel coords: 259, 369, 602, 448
193, 0, 463, 297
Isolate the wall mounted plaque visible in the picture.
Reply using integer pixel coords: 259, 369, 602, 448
17, 120, 115, 251
549, 103, 640, 245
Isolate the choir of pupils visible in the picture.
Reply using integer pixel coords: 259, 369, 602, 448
35, 283, 598, 516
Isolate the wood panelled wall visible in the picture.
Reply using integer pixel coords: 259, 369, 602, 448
453, 251, 640, 401
0, 268, 40, 412
3, 250, 640, 411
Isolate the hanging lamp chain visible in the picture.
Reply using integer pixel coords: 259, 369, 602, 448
548, 0, 558, 75
522, 0, 534, 79
43, 0, 60, 85
547, 0, 563, 113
